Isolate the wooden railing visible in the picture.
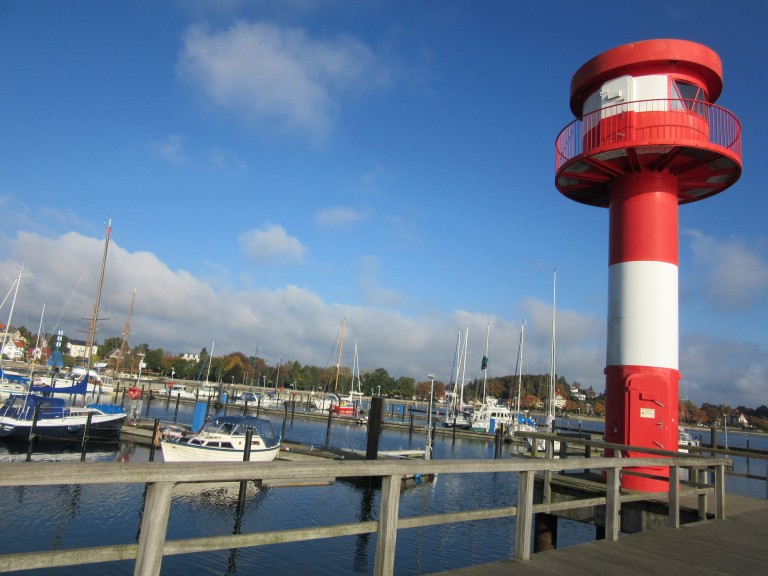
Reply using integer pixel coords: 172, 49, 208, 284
0, 454, 729, 576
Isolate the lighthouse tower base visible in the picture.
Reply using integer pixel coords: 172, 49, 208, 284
604, 365, 680, 491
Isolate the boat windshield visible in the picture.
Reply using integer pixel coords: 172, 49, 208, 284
204, 417, 278, 443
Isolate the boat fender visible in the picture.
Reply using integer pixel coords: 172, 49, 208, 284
128, 386, 142, 400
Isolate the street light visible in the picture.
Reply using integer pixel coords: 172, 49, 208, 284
426, 373, 435, 460
136, 353, 145, 386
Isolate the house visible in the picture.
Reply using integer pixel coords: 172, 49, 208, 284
66, 341, 99, 358
2, 339, 27, 360
181, 353, 200, 362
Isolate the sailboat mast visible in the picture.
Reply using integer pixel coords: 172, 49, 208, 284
548, 267, 557, 429
460, 324, 469, 407
481, 322, 490, 405
86, 220, 112, 366
115, 289, 136, 376
516, 322, 525, 420
450, 330, 461, 413
1, 263, 23, 367
333, 318, 346, 393
353, 339, 361, 394
205, 341, 215, 384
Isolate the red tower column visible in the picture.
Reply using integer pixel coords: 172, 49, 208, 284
605, 172, 680, 490
554, 39, 742, 491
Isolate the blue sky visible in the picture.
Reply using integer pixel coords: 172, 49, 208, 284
1, 1, 767, 407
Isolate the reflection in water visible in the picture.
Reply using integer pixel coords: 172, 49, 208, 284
353, 483, 376, 572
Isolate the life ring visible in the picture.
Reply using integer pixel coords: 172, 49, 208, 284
128, 386, 142, 400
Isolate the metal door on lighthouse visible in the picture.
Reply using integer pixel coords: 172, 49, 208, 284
624, 372, 670, 455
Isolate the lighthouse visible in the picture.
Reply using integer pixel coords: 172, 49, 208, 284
555, 39, 742, 491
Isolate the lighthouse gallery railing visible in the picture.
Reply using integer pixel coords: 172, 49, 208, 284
556, 98, 742, 172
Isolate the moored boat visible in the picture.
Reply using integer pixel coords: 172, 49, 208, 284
160, 415, 281, 463
0, 393, 126, 440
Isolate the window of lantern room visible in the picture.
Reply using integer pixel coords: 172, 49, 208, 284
671, 79, 708, 118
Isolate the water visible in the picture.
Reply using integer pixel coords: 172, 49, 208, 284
1, 402, 765, 575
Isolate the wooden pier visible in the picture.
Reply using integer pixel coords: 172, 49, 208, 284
432, 493, 768, 575
0, 453, 735, 575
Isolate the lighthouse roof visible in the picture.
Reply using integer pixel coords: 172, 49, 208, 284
570, 39, 723, 117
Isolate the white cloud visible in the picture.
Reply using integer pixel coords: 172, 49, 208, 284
314, 206, 368, 228
178, 21, 388, 139
684, 228, 768, 312
358, 255, 404, 307
3, 229, 765, 408
681, 333, 768, 408
149, 134, 189, 165
238, 223, 306, 264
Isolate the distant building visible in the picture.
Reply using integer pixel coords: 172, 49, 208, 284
66, 341, 99, 358
2, 339, 27, 360
181, 353, 200, 362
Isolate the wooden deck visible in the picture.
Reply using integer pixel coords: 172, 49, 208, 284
431, 494, 768, 576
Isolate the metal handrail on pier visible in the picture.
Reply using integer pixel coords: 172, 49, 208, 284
0, 453, 728, 575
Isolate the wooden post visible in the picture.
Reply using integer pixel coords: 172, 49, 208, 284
173, 393, 180, 423
515, 470, 534, 560
668, 465, 680, 528
366, 397, 384, 460
374, 474, 401, 576
134, 481, 174, 576
605, 465, 620, 541
80, 412, 93, 462
148, 418, 160, 462
715, 464, 726, 519
697, 467, 708, 520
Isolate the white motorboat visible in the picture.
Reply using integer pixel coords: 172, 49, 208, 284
678, 427, 700, 453
161, 415, 281, 462
469, 397, 512, 433
156, 384, 197, 401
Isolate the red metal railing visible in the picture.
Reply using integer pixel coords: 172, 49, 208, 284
555, 99, 742, 172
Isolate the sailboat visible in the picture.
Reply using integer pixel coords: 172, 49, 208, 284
508, 322, 538, 437
443, 326, 471, 429
470, 323, 514, 433
0, 221, 126, 440
0, 265, 31, 394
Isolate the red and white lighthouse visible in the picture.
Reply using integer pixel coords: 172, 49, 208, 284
555, 39, 742, 491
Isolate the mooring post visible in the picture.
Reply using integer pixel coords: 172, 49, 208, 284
148, 418, 160, 462
80, 412, 93, 462
173, 394, 180, 423
366, 396, 384, 460
325, 405, 334, 448
237, 427, 253, 516
25, 403, 42, 462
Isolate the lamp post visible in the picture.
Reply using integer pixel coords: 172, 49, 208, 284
426, 373, 435, 460
136, 353, 145, 386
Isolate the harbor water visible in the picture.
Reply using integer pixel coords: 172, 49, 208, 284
1, 402, 766, 575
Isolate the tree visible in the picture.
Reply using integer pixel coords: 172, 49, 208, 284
364, 368, 394, 396
99, 337, 123, 361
